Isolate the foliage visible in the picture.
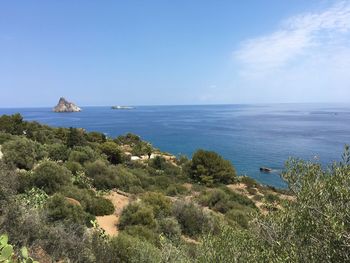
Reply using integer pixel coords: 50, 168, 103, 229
99, 141, 122, 164
198, 187, 256, 214
189, 149, 237, 185
18, 187, 48, 208
172, 200, 213, 238
115, 133, 141, 146
66, 127, 85, 148
2, 137, 42, 170
45, 194, 93, 225
32, 161, 71, 194
141, 192, 172, 218
119, 203, 157, 230
45, 143, 70, 161
0, 234, 39, 263
132, 141, 153, 157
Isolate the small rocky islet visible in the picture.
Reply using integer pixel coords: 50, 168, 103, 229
53, 97, 81, 112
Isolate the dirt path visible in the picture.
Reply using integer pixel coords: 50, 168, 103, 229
96, 191, 130, 236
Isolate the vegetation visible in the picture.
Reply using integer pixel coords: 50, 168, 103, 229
0, 113, 349, 262
188, 149, 237, 185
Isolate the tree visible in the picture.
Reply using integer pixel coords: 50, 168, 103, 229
189, 150, 237, 185
32, 161, 71, 194
100, 141, 122, 164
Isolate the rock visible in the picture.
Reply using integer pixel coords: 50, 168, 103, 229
0, 145, 3, 160
260, 167, 272, 173
53, 97, 81, 112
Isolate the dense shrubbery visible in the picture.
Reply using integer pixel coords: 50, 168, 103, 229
45, 194, 93, 225
31, 161, 72, 194
1, 114, 349, 262
2, 137, 43, 170
172, 200, 213, 238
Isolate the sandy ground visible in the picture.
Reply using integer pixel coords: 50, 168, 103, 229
96, 191, 130, 236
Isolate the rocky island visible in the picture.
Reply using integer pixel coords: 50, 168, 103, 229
53, 97, 81, 112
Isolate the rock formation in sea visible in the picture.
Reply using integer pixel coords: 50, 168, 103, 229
53, 97, 81, 112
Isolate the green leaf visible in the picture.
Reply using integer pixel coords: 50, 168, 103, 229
0, 244, 13, 260
21, 246, 29, 259
0, 234, 8, 247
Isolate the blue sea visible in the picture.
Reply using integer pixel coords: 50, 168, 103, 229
1, 103, 350, 188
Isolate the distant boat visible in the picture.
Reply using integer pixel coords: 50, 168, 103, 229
111, 106, 135, 110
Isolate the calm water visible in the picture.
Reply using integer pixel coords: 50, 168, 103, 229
1, 103, 350, 188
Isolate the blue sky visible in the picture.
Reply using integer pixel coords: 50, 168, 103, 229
0, 0, 349, 107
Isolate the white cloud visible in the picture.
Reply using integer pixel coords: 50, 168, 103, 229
234, 1, 350, 75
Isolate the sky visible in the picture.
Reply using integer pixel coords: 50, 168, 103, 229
0, 0, 350, 107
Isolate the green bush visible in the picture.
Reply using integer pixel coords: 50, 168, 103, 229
141, 192, 172, 218
85, 160, 119, 189
46, 143, 70, 161
68, 146, 98, 164
189, 149, 237, 185
123, 225, 160, 245
198, 188, 256, 214
225, 209, 249, 229
264, 193, 280, 204
91, 232, 161, 263
172, 200, 212, 237
45, 194, 93, 225
100, 141, 122, 164
66, 127, 86, 148
65, 161, 84, 174
2, 137, 42, 170
61, 186, 114, 216
158, 217, 182, 241
32, 161, 72, 194
114, 133, 142, 146
119, 203, 157, 230
166, 184, 187, 196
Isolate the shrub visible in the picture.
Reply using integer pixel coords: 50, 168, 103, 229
85, 160, 120, 190
141, 192, 172, 218
92, 232, 161, 263
172, 200, 212, 237
264, 193, 280, 204
45, 143, 70, 161
119, 203, 157, 230
65, 161, 84, 174
2, 137, 42, 170
61, 186, 114, 216
68, 146, 98, 164
166, 184, 187, 196
123, 225, 160, 245
198, 188, 256, 214
66, 127, 85, 148
225, 209, 249, 229
115, 133, 141, 146
189, 149, 237, 185
0, 113, 24, 135
32, 161, 71, 194
86, 131, 106, 144
100, 141, 122, 164
45, 194, 93, 225
158, 217, 182, 241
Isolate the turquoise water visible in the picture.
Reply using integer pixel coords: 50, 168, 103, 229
1, 103, 350, 188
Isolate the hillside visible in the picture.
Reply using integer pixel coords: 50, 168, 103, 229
0, 113, 349, 263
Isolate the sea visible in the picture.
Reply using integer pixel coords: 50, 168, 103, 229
1, 103, 350, 188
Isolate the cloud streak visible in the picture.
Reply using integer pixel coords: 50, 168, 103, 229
234, 1, 350, 75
